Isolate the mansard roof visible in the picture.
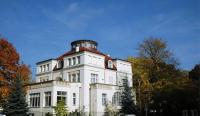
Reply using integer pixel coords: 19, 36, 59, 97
55, 47, 117, 70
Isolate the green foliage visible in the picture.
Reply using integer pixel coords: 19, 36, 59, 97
151, 78, 199, 116
128, 37, 199, 115
120, 79, 137, 115
54, 99, 68, 116
2, 75, 29, 116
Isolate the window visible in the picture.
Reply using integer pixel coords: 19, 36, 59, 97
108, 60, 113, 68
68, 58, 71, 66
112, 92, 121, 106
68, 73, 71, 82
73, 57, 76, 65
40, 66, 42, 72
91, 73, 98, 83
102, 93, 107, 105
122, 79, 127, 86
77, 56, 80, 64
73, 93, 76, 105
57, 91, 67, 105
72, 74, 76, 82
30, 93, 40, 107
45, 92, 51, 107
77, 73, 80, 82
68, 71, 80, 83
43, 65, 46, 72
47, 64, 49, 71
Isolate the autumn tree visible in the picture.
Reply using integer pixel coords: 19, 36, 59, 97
128, 38, 182, 115
0, 38, 30, 107
137, 38, 179, 82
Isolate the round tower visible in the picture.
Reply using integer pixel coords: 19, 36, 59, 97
71, 40, 98, 50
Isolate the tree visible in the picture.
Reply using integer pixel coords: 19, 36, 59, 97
189, 64, 200, 81
54, 99, 68, 116
137, 38, 179, 83
138, 38, 173, 64
0, 38, 30, 106
120, 79, 137, 115
189, 64, 200, 109
2, 74, 29, 116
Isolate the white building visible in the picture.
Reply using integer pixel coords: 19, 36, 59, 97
27, 40, 133, 116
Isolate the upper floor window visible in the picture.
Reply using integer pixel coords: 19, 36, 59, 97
47, 64, 50, 71
39, 64, 50, 73
68, 71, 80, 83
40, 66, 42, 72
68, 58, 71, 66
67, 56, 80, 66
72, 57, 76, 65
108, 60, 113, 68
77, 56, 80, 64
30, 93, 40, 107
91, 73, 98, 83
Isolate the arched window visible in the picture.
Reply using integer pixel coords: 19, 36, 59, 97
112, 92, 121, 106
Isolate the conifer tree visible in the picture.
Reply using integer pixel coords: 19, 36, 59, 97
3, 74, 29, 116
120, 79, 137, 115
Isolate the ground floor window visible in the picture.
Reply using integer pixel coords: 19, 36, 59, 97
30, 93, 40, 107
112, 92, 121, 106
45, 92, 51, 107
73, 93, 76, 106
102, 93, 107, 106
57, 91, 67, 105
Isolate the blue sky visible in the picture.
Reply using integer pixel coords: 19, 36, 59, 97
0, 0, 199, 78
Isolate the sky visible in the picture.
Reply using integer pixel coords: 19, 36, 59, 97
0, 0, 199, 78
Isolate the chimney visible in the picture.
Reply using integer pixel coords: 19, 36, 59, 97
76, 46, 80, 52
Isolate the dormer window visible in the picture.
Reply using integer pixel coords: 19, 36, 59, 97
108, 60, 113, 68
57, 61, 62, 68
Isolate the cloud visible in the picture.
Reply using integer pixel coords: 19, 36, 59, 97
41, 2, 104, 31
147, 13, 181, 34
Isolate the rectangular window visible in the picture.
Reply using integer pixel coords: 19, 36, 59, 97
91, 73, 98, 83
30, 93, 40, 107
77, 56, 80, 64
73, 93, 76, 105
72, 74, 76, 82
43, 65, 46, 72
40, 66, 42, 72
45, 92, 51, 107
77, 73, 80, 82
73, 57, 76, 65
68, 73, 71, 82
68, 58, 71, 66
122, 79, 127, 86
47, 64, 50, 71
102, 93, 107, 106
57, 91, 67, 105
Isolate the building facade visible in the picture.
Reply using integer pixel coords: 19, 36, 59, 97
27, 40, 133, 116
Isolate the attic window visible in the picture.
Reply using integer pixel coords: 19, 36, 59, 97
108, 60, 113, 68
57, 61, 62, 68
